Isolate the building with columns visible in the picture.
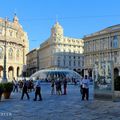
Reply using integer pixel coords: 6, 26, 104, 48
38, 22, 84, 75
83, 24, 120, 78
0, 15, 29, 81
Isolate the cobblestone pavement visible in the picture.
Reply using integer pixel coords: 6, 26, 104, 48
0, 83, 120, 120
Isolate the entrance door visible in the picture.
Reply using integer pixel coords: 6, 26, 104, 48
8, 66, 14, 80
114, 68, 119, 79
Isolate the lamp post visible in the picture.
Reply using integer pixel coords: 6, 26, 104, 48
2, 17, 8, 83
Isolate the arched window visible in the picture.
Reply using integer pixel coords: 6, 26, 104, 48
113, 35, 118, 48
8, 48, 13, 59
0, 47, 3, 59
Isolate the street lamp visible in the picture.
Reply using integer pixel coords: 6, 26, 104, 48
2, 17, 8, 83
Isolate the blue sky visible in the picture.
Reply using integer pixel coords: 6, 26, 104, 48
0, 0, 120, 50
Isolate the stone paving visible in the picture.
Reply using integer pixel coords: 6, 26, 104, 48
0, 83, 120, 120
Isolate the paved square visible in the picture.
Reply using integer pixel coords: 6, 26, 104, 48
0, 83, 120, 120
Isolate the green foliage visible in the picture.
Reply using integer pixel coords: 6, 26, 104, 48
2, 82, 13, 92
114, 76, 120, 91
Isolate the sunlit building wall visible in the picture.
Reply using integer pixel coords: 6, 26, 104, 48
26, 48, 39, 76
83, 24, 120, 78
38, 22, 84, 73
0, 15, 29, 81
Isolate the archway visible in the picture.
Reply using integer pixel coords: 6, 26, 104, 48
8, 66, 14, 80
76, 69, 81, 74
0, 66, 3, 78
114, 68, 119, 79
17, 67, 20, 77
88, 69, 92, 77
81, 69, 84, 77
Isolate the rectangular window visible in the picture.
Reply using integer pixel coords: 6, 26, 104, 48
74, 61, 76, 66
69, 61, 71, 66
113, 36, 118, 48
78, 61, 80, 66
57, 60, 60, 67
114, 56, 117, 63
63, 59, 65, 66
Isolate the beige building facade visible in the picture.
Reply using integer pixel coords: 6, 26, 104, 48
0, 15, 29, 81
83, 24, 120, 78
26, 48, 39, 76
38, 22, 84, 74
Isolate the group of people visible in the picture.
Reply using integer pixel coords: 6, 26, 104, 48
51, 77, 67, 95
11, 75, 90, 102
50, 75, 90, 101
20, 79, 42, 101
12, 78, 34, 93
12, 78, 42, 101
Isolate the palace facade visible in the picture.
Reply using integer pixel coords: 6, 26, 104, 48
38, 22, 84, 73
26, 22, 84, 76
0, 15, 29, 81
84, 24, 120, 78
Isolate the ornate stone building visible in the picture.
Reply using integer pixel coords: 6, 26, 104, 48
38, 22, 84, 74
84, 24, 120, 78
0, 15, 29, 81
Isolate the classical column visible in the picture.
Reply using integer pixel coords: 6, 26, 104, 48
2, 17, 8, 83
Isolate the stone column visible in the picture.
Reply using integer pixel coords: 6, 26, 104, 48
119, 68, 120, 76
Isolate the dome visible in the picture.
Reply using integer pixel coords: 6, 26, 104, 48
53, 22, 63, 29
30, 69, 82, 81
51, 22, 63, 36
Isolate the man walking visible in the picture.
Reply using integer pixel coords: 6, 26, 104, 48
21, 79, 30, 100
33, 80, 42, 101
81, 75, 90, 101
63, 78, 67, 95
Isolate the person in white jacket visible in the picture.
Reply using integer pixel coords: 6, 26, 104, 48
81, 75, 90, 101
33, 80, 42, 101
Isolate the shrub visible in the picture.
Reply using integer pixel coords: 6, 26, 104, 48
2, 82, 13, 92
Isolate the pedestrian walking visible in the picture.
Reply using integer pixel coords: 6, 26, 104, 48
79, 77, 83, 95
81, 75, 90, 101
55, 78, 62, 95
58, 79, 62, 95
21, 79, 30, 100
51, 79, 55, 95
33, 80, 42, 101
13, 77, 18, 92
18, 80, 23, 93
63, 77, 67, 95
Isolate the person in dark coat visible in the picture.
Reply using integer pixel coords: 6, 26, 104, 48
0, 87, 3, 101
21, 79, 30, 100
51, 79, 55, 95
33, 80, 42, 101
63, 78, 67, 95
